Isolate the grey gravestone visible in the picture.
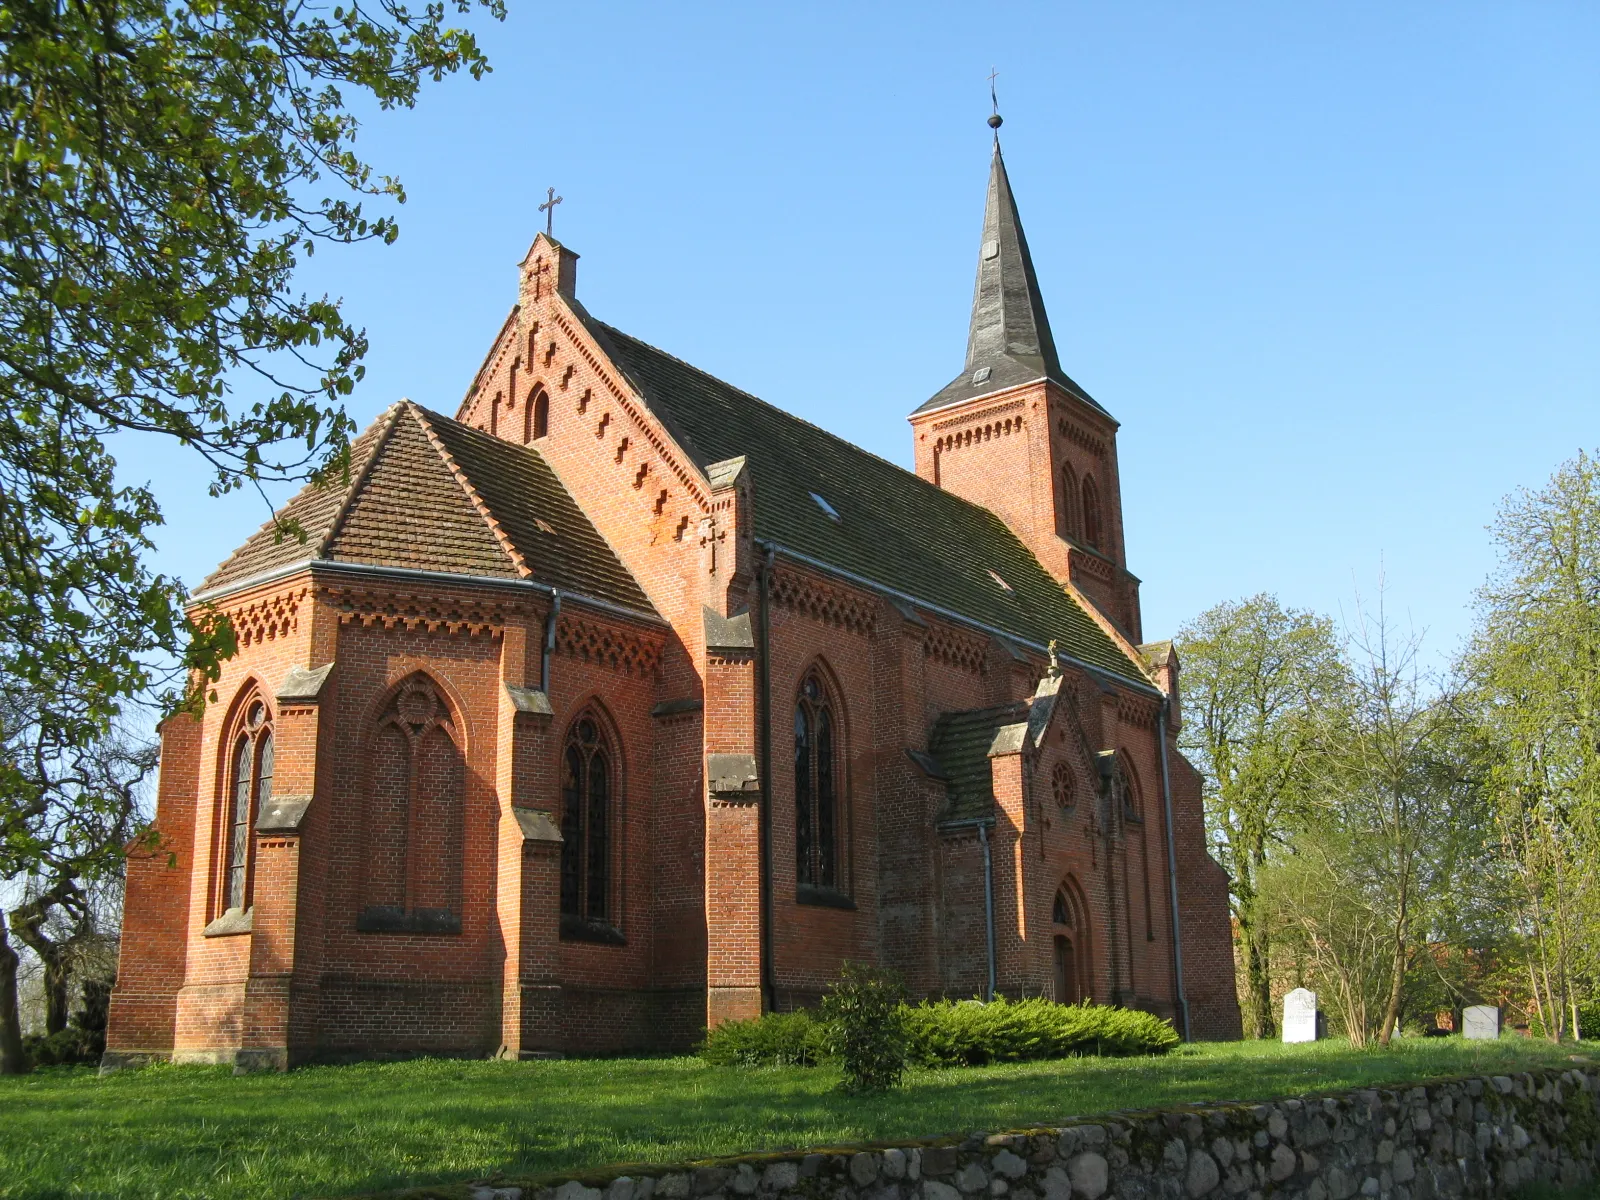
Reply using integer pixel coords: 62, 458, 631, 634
1283, 987, 1319, 1043
1463, 1005, 1501, 1040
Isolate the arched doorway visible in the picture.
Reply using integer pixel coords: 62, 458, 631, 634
1053, 935, 1077, 1004
1052, 881, 1091, 1003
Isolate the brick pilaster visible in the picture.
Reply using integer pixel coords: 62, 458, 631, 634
103, 711, 201, 1068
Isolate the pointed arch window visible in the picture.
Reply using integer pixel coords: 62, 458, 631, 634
528, 384, 550, 441
561, 713, 616, 935
222, 699, 273, 914
1081, 475, 1103, 550
794, 670, 842, 893
1059, 463, 1079, 540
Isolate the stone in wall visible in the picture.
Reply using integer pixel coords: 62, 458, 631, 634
439, 1067, 1600, 1200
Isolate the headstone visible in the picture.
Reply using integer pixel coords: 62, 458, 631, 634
1463, 1005, 1502, 1040
1283, 988, 1319, 1043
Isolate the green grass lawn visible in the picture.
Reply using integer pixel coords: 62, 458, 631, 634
0, 1038, 1588, 1200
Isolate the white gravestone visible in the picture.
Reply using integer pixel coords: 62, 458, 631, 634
1283, 988, 1319, 1043
1462, 1005, 1501, 1040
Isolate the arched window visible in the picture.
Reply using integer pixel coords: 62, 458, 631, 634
223, 698, 273, 913
1058, 463, 1079, 539
1081, 475, 1103, 549
527, 385, 550, 442
561, 713, 612, 924
361, 675, 464, 932
794, 670, 840, 891
1120, 753, 1156, 942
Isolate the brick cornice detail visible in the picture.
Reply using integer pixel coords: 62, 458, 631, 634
555, 612, 663, 678
220, 587, 307, 648
929, 397, 1026, 433
322, 584, 512, 639
923, 621, 988, 675
769, 565, 875, 637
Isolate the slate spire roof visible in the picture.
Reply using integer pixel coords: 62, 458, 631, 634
195, 401, 653, 616
915, 141, 1104, 416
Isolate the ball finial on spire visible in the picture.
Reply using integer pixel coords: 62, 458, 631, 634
988, 113, 1003, 130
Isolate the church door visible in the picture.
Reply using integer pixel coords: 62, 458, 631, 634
1054, 935, 1077, 1004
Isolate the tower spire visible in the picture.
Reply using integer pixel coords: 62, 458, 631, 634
914, 113, 1096, 415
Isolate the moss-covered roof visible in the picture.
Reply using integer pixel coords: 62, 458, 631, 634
928, 704, 1027, 822
588, 320, 1147, 685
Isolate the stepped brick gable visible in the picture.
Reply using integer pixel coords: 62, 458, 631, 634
106, 137, 1240, 1070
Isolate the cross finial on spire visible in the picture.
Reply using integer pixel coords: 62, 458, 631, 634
538, 186, 564, 237
987, 67, 1003, 136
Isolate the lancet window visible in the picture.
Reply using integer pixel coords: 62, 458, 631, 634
794, 669, 841, 891
1081, 475, 1103, 550
223, 698, 273, 913
561, 713, 612, 924
528, 384, 550, 441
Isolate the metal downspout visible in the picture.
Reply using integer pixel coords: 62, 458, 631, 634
1157, 700, 1191, 1040
541, 592, 562, 692
979, 822, 997, 1001
757, 546, 777, 1012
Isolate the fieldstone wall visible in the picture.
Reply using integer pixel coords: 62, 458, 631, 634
444, 1067, 1600, 1200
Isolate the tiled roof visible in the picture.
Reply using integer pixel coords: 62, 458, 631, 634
928, 703, 1027, 822
587, 321, 1148, 684
197, 403, 653, 616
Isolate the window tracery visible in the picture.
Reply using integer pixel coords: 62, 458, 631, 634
794, 669, 841, 892
222, 697, 273, 914
561, 712, 612, 930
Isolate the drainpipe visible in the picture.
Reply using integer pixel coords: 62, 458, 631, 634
756, 545, 777, 1012
541, 591, 562, 692
1157, 700, 1191, 1040
978, 821, 998, 1001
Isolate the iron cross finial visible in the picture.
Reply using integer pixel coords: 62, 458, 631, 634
987, 67, 1003, 133
538, 186, 564, 237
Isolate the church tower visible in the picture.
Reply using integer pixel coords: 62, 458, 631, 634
908, 124, 1142, 641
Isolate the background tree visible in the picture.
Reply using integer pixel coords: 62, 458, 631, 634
1460, 450, 1600, 1039
1176, 594, 1343, 1038
1264, 594, 1478, 1047
0, 0, 504, 1073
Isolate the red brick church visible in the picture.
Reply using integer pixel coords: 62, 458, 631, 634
104, 131, 1241, 1070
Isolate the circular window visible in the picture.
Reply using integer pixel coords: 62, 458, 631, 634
247, 701, 265, 729
1052, 763, 1075, 809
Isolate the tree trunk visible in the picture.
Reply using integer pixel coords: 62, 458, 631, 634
11, 889, 72, 1035
0, 911, 27, 1075
1240, 916, 1275, 1039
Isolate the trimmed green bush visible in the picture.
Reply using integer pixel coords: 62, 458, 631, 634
905, 996, 1179, 1066
822, 962, 909, 1092
700, 994, 1177, 1069
698, 1008, 830, 1067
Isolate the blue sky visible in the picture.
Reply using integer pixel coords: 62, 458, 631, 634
117, 1, 1599, 670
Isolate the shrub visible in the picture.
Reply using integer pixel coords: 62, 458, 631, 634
821, 962, 908, 1092
699, 1008, 830, 1067
903, 996, 1179, 1066
697, 989, 1177, 1074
